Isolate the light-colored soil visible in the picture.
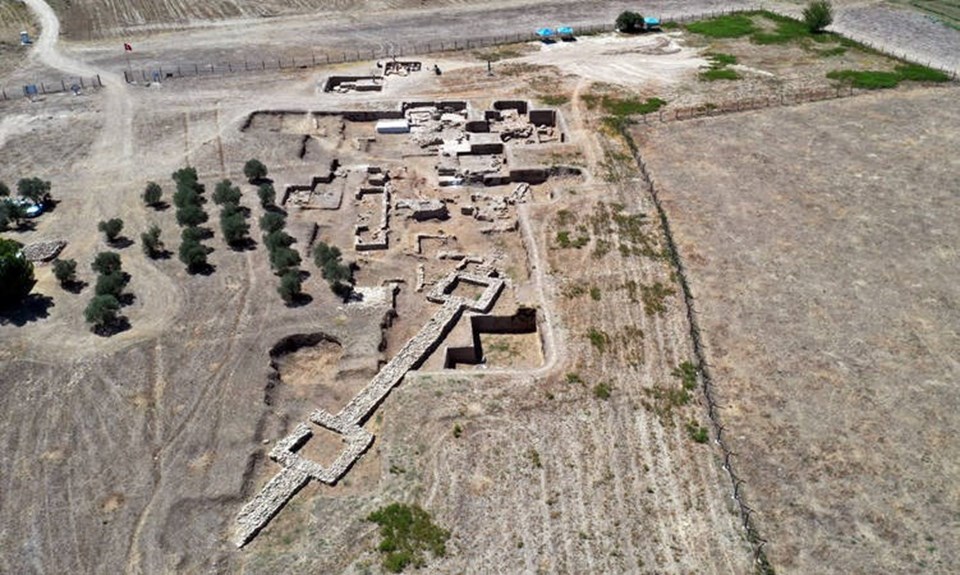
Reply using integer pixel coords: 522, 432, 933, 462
637, 86, 960, 574
1, 0, 958, 573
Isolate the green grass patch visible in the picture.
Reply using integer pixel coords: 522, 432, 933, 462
751, 12, 810, 44
686, 14, 756, 38
600, 96, 667, 117
593, 381, 613, 400
556, 230, 589, 249
640, 281, 675, 316
686, 420, 710, 443
896, 63, 951, 82
589, 286, 601, 301
538, 93, 570, 106
672, 360, 699, 390
566, 372, 584, 385
587, 328, 611, 354
706, 52, 738, 66
662, 21, 680, 30
827, 69, 902, 89
700, 68, 740, 81
367, 503, 450, 573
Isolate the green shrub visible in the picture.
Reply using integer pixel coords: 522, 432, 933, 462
141, 225, 164, 259
98, 218, 124, 243
616, 11, 644, 33
803, 0, 834, 33
587, 328, 610, 353
367, 503, 450, 573
53, 259, 77, 286
143, 182, 162, 207
593, 381, 612, 400
686, 420, 710, 443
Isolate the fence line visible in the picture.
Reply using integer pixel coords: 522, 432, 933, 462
119, 9, 760, 85
0, 74, 104, 102
116, 5, 957, 86
618, 127, 775, 574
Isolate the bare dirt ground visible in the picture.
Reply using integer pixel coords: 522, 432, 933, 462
1, 1, 958, 574
637, 87, 960, 574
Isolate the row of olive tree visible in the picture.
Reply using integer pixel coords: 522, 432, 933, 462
172, 167, 213, 274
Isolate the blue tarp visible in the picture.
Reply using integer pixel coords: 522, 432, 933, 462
556, 26, 574, 36
644, 17, 661, 26
536, 28, 554, 37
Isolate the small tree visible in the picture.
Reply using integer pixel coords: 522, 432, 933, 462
176, 204, 209, 227
221, 212, 250, 247
0, 181, 9, 197
95, 271, 128, 298
616, 11, 644, 33
17, 177, 52, 204
53, 259, 78, 287
314, 241, 354, 297
803, 0, 833, 33
243, 159, 268, 183
264, 230, 295, 251
84, 294, 121, 332
213, 180, 242, 206
98, 218, 125, 243
179, 238, 209, 273
259, 211, 286, 234
257, 183, 276, 208
141, 225, 164, 258
181, 225, 206, 243
277, 269, 302, 303
91, 251, 122, 275
173, 185, 202, 209
0, 238, 35, 309
270, 246, 301, 273
143, 182, 163, 207
171, 167, 199, 187
0, 201, 27, 231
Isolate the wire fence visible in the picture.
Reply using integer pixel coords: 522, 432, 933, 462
633, 84, 859, 125
0, 74, 104, 102
120, 9, 765, 85
116, 5, 957, 87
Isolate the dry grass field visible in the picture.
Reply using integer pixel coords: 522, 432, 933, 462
636, 86, 960, 574
1, 1, 959, 573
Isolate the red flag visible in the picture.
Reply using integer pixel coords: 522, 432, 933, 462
123, 43, 132, 52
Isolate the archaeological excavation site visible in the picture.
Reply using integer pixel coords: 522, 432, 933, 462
1, 1, 958, 574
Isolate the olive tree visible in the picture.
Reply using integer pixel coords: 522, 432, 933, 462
243, 159, 268, 183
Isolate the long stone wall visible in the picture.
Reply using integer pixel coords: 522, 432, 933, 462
233, 272, 505, 547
